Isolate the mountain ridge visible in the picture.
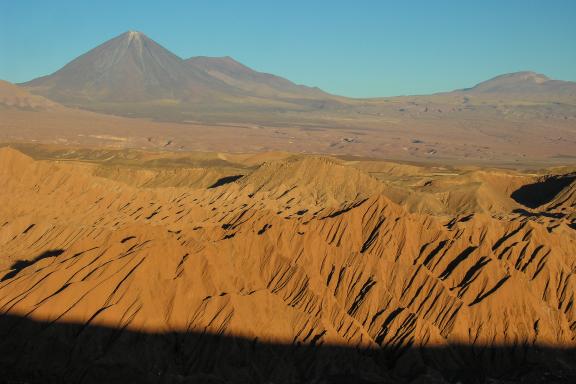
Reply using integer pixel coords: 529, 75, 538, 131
21, 31, 332, 105
21, 31, 576, 109
458, 71, 576, 96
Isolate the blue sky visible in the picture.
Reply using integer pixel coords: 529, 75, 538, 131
1, 0, 575, 97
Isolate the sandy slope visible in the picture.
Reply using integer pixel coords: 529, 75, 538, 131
0, 146, 574, 383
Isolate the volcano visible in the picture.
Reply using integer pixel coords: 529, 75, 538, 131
21, 31, 332, 110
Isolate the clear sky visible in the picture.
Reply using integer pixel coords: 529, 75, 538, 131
1, 0, 575, 97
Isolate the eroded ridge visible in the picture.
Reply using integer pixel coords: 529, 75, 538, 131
0, 147, 575, 383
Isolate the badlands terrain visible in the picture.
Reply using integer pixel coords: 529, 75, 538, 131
0, 31, 575, 383
0, 145, 575, 383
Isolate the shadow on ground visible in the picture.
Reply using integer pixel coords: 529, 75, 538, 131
511, 174, 575, 208
208, 175, 244, 189
512, 208, 566, 219
0, 313, 574, 384
1, 249, 65, 281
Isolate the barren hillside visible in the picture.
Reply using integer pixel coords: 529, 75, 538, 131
0, 146, 574, 383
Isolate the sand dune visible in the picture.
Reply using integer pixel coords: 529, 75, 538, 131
0, 146, 574, 382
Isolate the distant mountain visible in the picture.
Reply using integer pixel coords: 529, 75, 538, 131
459, 71, 576, 97
21, 31, 333, 112
18, 31, 576, 123
184, 56, 326, 99
23, 31, 206, 103
0, 80, 61, 110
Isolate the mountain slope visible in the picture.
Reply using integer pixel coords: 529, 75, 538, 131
0, 80, 61, 110
185, 56, 327, 99
21, 31, 332, 109
460, 71, 576, 97
22, 31, 235, 103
